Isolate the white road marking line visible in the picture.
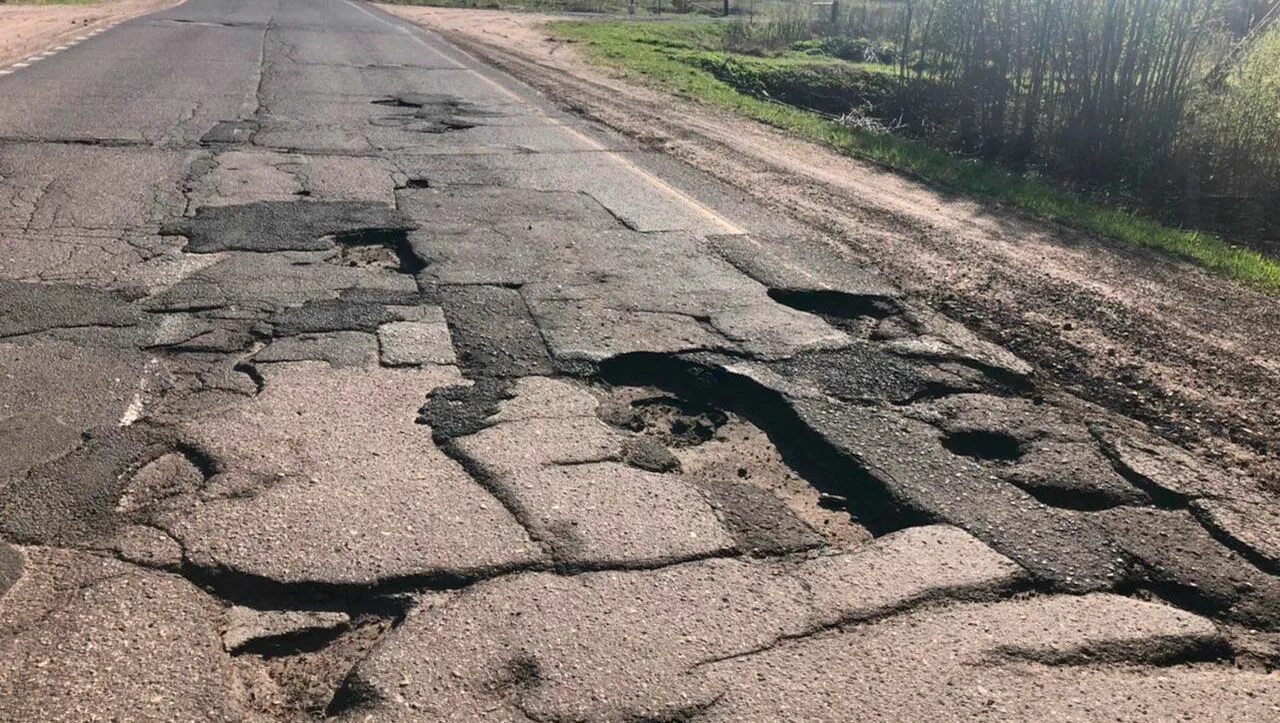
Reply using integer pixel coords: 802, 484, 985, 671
342, 0, 746, 236
2, 23, 118, 79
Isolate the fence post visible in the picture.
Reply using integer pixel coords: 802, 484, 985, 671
724, 0, 730, 16
831, 0, 840, 26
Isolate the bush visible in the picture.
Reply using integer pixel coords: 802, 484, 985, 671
792, 36, 898, 64
615, 0, 1280, 249
1173, 26, 1280, 247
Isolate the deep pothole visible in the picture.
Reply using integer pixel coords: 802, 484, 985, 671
942, 429, 1024, 462
598, 394, 728, 448
596, 384, 870, 551
328, 228, 425, 275
767, 288, 901, 320
596, 352, 922, 536
230, 602, 407, 720
767, 288, 902, 337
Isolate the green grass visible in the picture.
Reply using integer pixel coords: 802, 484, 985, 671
552, 19, 1280, 292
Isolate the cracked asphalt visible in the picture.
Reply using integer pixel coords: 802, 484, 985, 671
1, 0, 1279, 720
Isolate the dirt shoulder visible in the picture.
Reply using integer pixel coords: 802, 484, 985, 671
0, 0, 180, 67
382, 5, 1280, 492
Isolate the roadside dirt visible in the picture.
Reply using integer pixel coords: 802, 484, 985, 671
381, 4, 1280, 492
0, 0, 178, 67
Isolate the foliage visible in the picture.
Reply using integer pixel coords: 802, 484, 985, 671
899, 0, 1221, 183
709, 0, 1280, 248
791, 36, 898, 64
552, 18, 1280, 290
1174, 25, 1280, 238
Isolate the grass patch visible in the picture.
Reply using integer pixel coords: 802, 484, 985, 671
551, 19, 1280, 292
682, 52, 896, 115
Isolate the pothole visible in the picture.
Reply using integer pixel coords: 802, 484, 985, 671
599, 394, 728, 448
117, 445, 218, 516
329, 243, 400, 270
597, 384, 870, 550
224, 607, 351, 657
163, 201, 417, 254
234, 607, 404, 720
328, 228, 424, 275
767, 288, 901, 320
370, 94, 499, 134
942, 429, 1024, 462
597, 352, 922, 536
768, 288, 902, 337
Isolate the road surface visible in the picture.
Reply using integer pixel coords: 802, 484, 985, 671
0, 1, 1278, 720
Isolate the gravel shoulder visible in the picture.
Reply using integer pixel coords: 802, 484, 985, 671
381, 4, 1280, 491
0, 0, 180, 67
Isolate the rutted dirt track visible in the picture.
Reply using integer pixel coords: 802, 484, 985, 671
1, 1, 1280, 720
382, 6, 1280, 493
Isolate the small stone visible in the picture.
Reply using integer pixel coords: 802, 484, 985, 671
621, 437, 680, 473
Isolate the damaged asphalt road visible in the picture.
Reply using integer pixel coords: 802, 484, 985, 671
1, 0, 1279, 720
